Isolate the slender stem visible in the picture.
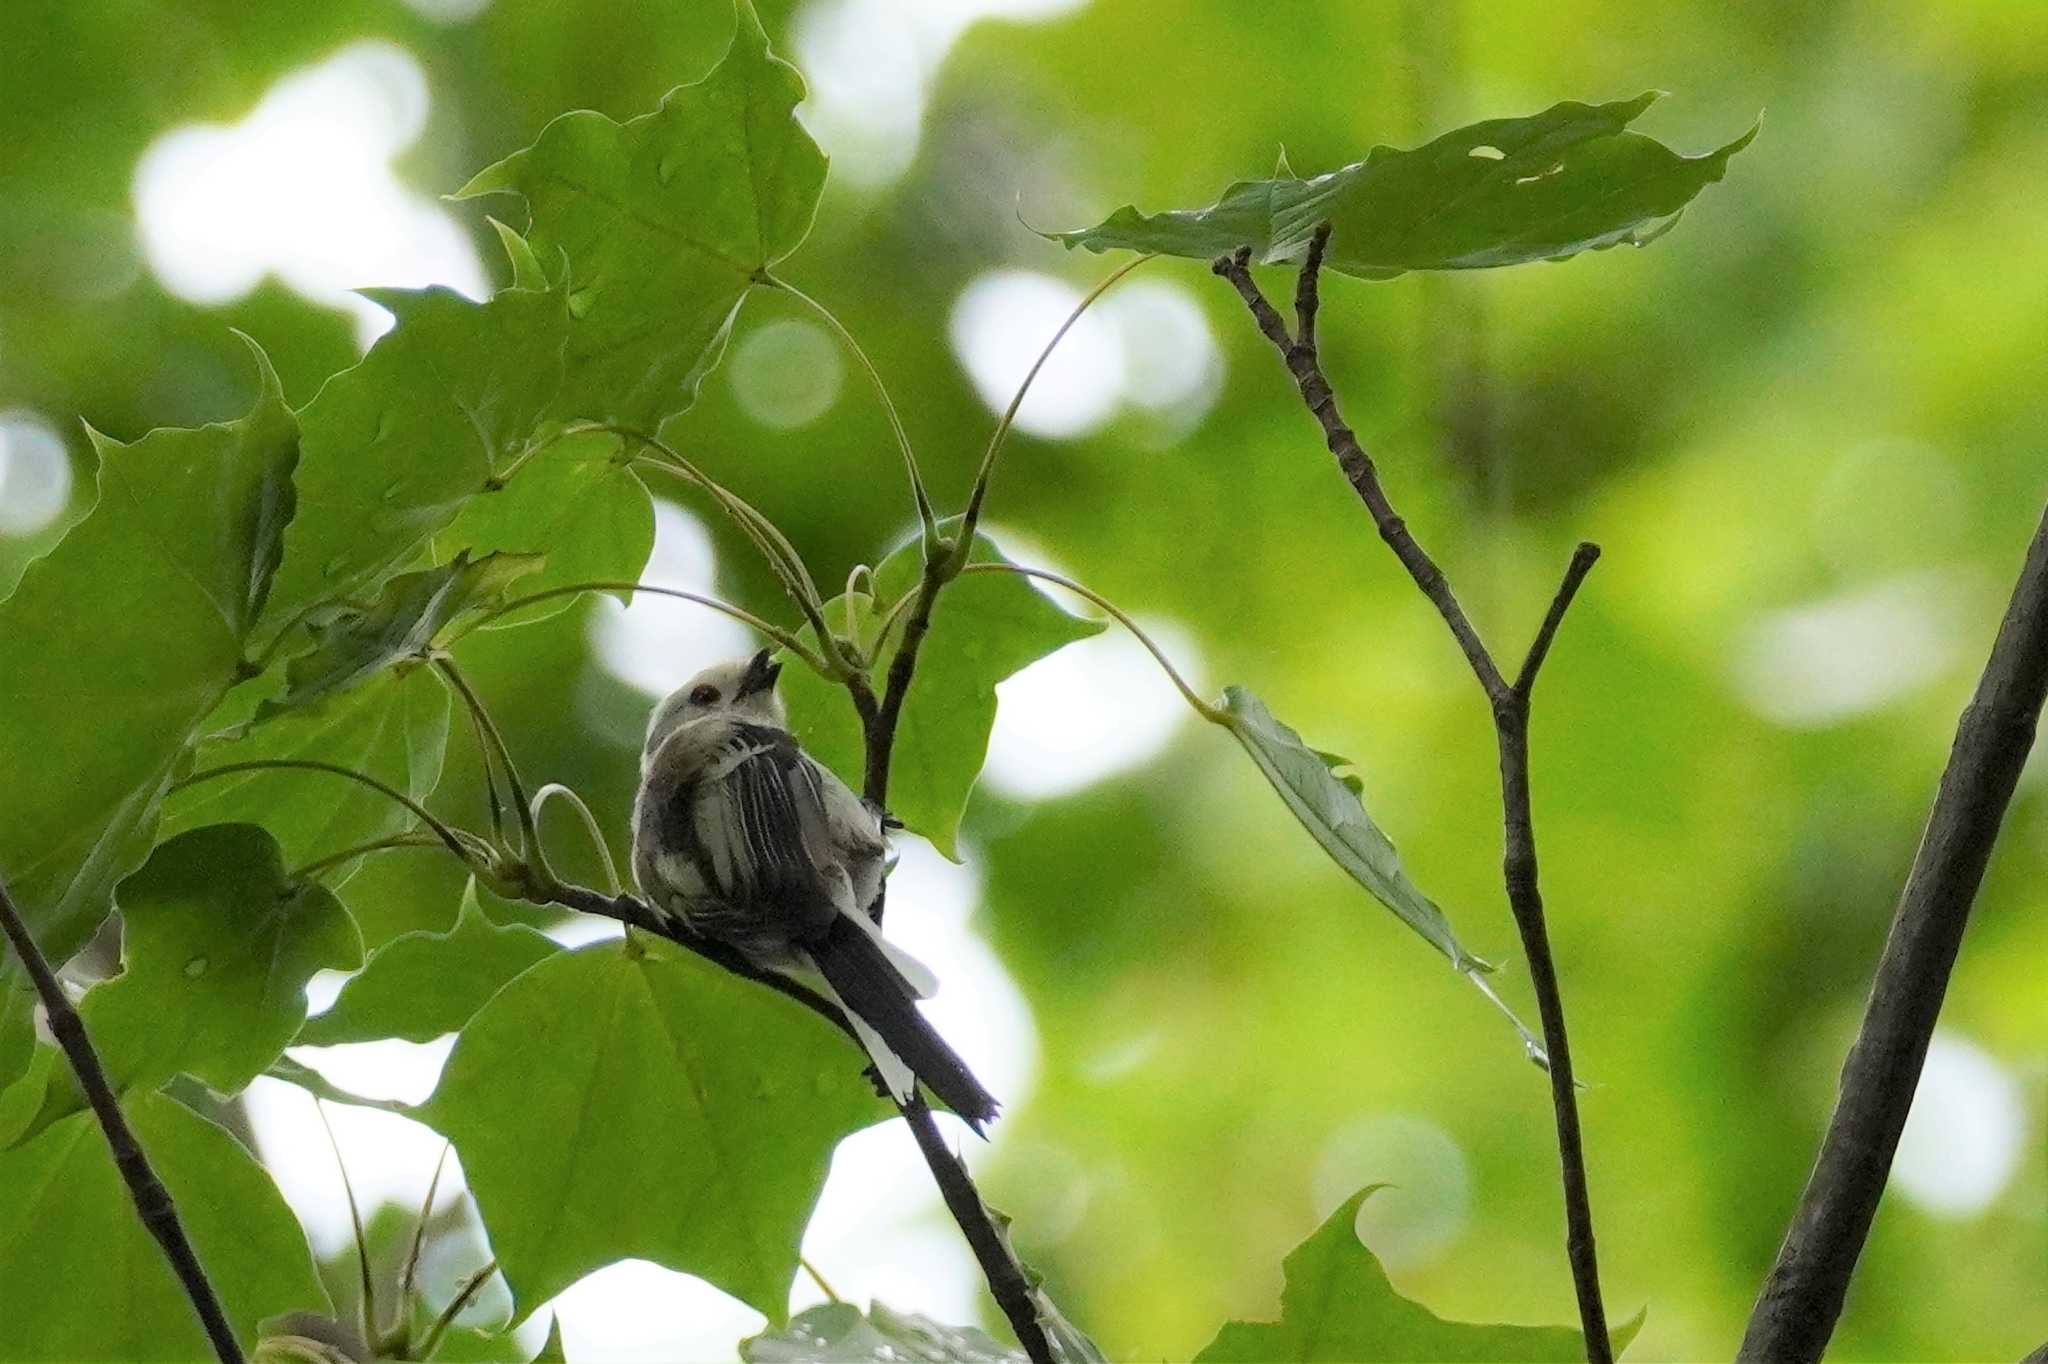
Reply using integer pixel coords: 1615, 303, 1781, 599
961, 562, 1219, 721
1739, 501, 2048, 1363
461, 581, 827, 674
799, 1256, 842, 1305
959, 255, 1153, 544
1216, 226, 1610, 1363
762, 273, 936, 538
417, 1259, 499, 1358
265, 1056, 413, 1116
173, 760, 472, 866
315, 1098, 380, 1346
400, 1144, 453, 1309
902, 1096, 1054, 1364
530, 783, 623, 896
0, 874, 244, 1364
435, 655, 539, 859
289, 833, 447, 884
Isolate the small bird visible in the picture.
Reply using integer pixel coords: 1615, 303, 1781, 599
631, 648, 999, 1130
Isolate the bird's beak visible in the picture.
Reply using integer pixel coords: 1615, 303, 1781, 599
736, 648, 782, 699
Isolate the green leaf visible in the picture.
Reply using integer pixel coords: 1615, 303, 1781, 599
269, 550, 543, 711
297, 882, 557, 1046
78, 824, 361, 1096
1048, 94, 1755, 279
742, 1302, 1024, 1363
416, 940, 886, 1321
452, 0, 825, 431
0, 337, 297, 984
0, 1093, 330, 1362
1219, 686, 1485, 972
162, 667, 451, 876
1194, 1188, 1645, 1362
430, 432, 655, 627
779, 522, 1103, 858
264, 284, 568, 631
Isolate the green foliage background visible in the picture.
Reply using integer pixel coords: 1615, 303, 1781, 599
1, 2, 2045, 1361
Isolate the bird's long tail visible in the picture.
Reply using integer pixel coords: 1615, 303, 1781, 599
804, 916, 999, 1133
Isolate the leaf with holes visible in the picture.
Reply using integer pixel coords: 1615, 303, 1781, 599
71, 824, 362, 1098
0, 1094, 329, 1362
1048, 94, 1754, 279
1196, 1188, 1645, 1362
0, 338, 297, 1038
778, 522, 1103, 859
267, 550, 542, 712
453, 0, 824, 432
298, 881, 557, 1046
417, 939, 886, 1321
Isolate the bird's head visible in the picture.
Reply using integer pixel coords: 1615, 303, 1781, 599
643, 649, 786, 763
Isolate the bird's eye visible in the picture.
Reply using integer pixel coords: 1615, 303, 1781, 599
689, 684, 720, 706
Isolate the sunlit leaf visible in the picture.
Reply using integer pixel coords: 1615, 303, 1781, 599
1194, 1187, 1645, 1362
0, 337, 297, 1006
268, 550, 543, 711
0, 1093, 329, 1362
162, 667, 451, 876
75, 824, 362, 1097
1219, 686, 1486, 971
297, 881, 557, 1046
453, 0, 825, 432
1049, 94, 1754, 279
779, 522, 1103, 859
416, 939, 886, 1321
431, 431, 654, 628
263, 283, 569, 631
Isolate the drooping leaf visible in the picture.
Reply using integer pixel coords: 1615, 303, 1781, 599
1048, 94, 1755, 279
430, 431, 654, 627
416, 939, 887, 1321
162, 667, 451, 875
1194, 1188, 1645, 1362
779, 522, 1103, 858
297, 881, 557, 1046
742, 1302, 1024, 1364
0, 337, 297, 990
452, 0, 825, 432
263, 283, 568, 631
74, 824, 361, 1096
267, 550, 543, 711
1219, 686, 1485, 972
0, 1093, 330, 1362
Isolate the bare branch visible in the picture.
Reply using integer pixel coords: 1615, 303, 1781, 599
1740, 500, 2048, 1363
0, 874, 244, 1364
1216, 225, 1611, 1364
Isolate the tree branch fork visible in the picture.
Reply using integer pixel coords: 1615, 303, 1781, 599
1214, 228, 1612, 1364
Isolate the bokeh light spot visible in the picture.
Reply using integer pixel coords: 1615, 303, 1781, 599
0, 410, 73, 536
729, 319, 845, 430
1311, 1113, 1472, 1271
950, 269, 1125, 439
1733, 571, 1971, 727
590, 500, 756, 700
132, 42, 486, 348
1890, 1030, 2025, 1218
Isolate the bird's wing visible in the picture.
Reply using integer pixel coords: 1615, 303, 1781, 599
690, 722, 854, 926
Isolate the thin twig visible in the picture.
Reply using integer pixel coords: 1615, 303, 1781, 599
417, 1258, 499, 1358
1739, 501, 2048, 1363
1212, 239, 1507, 698
0, 873, 243, 1364
1215, 225, 1611, 1364
436, 655, 540, 858
173, 760, 473, 866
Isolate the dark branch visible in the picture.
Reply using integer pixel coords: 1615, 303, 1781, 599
1515, 543, 1603, 698
1739, 501, 2048, 1363
0, 874, 244, 1364
1211, 236, 1508, 700
1216, 226, 1611, 1364
2022, 1339, 2048, 1364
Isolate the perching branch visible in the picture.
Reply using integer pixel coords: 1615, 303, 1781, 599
1215, 226, 1611, 1364
0, 873, 244, 1364
1739, 501, 2048, 1364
